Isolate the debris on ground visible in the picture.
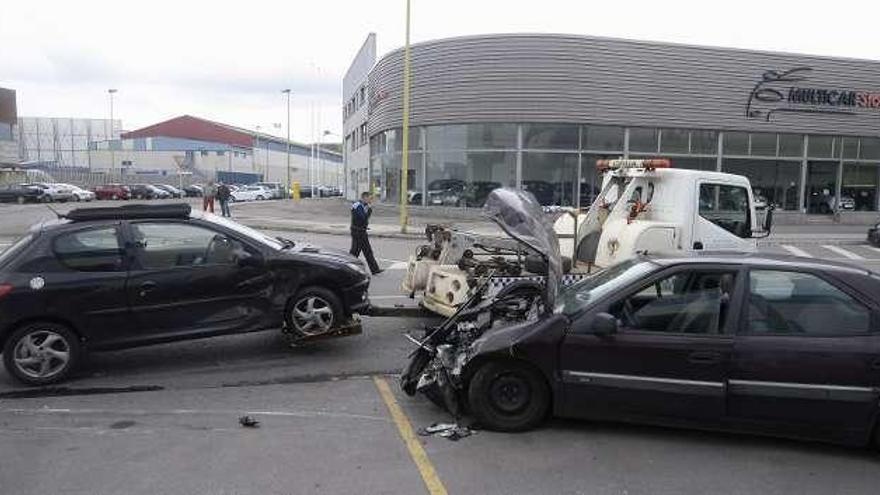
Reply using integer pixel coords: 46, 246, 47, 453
417, 422, 474, 441
239, 415, 260, 428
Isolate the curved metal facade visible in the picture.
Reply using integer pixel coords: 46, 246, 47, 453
367, 34, 880, 137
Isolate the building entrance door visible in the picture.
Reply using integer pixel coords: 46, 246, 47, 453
804, 161, 839, 214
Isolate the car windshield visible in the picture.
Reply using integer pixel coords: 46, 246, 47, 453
202, 214, 285, 250
557, 259, 658, 316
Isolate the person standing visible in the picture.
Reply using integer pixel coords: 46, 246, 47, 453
349, 191, 382, 275
217, 182, 232, 217
202, 181, 217, 213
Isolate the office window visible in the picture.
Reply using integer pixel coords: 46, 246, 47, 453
659, 129, 689, 154
750, 133, 777, 156
425, 124, 516, 150
629, 128, 658, 153
583, 125, 624, 151
690, 130, 718, 155
522, 124, 578, 149
778, 134, 803, 157
861, 137, 880, 160
808, 135, 837, 158
724, 132, 749, 155
521, 152, 578, 206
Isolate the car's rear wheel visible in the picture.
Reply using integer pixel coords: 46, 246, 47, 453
286, 287, 343, 339
467, 360, 549, 432
256, 195, 265, 201
3, 322, 81, 386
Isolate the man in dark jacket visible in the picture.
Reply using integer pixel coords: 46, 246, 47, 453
350, 192, 382, 275
217, 183, 232, 217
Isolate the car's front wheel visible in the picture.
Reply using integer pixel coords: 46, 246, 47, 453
256, 195, 265, 201
2, 322, 81, 386
286, 286, 343, 339
467, 360, 550, 432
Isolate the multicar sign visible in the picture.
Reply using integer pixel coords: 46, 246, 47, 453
746, 67, 880, 121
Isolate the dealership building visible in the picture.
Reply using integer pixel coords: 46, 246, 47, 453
342, 33, 880, 218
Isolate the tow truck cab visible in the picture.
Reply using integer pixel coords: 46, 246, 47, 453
557, 159, 767, 269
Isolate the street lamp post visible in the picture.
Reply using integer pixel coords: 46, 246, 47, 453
108, 89, 117, 177
400, 0, 412, 233
282, 89, 292, 198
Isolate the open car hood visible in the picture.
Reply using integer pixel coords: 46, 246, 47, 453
482, 188, 563, 307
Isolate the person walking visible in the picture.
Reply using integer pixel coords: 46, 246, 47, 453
349, 191, 382, 275
202, 181, 217, 213
217, 182, 232, 217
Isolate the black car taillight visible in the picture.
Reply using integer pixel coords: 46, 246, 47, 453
0, 284, 12, 300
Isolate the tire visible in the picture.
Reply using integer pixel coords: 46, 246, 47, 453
467, 360, 550, 432
285, 286, 344, 339
16, 196, 24, 205
256, 195, 265, 201
2, 322, 81, 386
75, 196, 82, 202
111, 194, 119, 201
42, 195, 51, 203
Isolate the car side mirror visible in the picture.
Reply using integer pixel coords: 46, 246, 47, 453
235, 250, 261, 267
591, 312, 618, 337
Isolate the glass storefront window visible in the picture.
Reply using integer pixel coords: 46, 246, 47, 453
724, 132, 749, 155
521, 152, 578, 206
671, 157, 717, 171
805, 161, 839, 213
583, 126, 624, 151
861, 138, 880, 160
691, 130, 718, 155
425, 124, 517, 150
659, 128, 689, 154
581, 153, 617, 207
843, 162, 879, 212
380, 152, 421, 204
723, 159, 801, 211
750, 133, 777, 156
808, 135, 837, 159
522, 124, 578, 149
629, 128, 658, 153
841, 138, 859, 159
778, 134, 803, 157
425, 151, 515, 207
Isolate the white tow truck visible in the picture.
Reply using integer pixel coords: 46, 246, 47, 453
402, 158, 772, 317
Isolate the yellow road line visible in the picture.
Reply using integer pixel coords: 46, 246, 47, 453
373, 376, 448, 495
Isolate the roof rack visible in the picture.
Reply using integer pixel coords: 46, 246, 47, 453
64, 203, 192, 222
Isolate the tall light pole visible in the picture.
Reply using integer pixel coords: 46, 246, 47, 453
255, 125, 262, 179
400, 0, 412, 233
282, 89, 292, 198
108, 89, 117, 177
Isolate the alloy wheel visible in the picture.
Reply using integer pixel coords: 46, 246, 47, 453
12, 330, 71, 380
291, 296, 335, 336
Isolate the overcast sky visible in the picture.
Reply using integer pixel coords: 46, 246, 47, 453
2, 0, 878, 143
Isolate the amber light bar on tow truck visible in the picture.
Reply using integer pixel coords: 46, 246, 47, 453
596, 158, 671, 172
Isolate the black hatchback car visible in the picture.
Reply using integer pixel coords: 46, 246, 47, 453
430, 253, 880, 447
0, 204, 370, 385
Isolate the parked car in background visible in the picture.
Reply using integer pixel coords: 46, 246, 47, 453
93, 184, 131, 201
155, 184, 184, 198
184, 184, 203, 197
0, 203, 370, 385
869, 221, 880, 247
149, 185, 171, 199
231, 185, 272, 202
0, 184, 47, 204
809, 192, 856, 214
128, 184, 159, 200
426, 179, 467, 206
23, 183, 75, 203
254, 182, 284, 199
57, 183, 95, 202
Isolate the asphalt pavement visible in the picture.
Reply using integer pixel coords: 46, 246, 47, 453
1, 199, 880, 494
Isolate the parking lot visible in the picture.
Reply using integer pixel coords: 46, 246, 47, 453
1, 199, 880, 494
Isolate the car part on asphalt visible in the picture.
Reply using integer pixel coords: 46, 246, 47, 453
239, 415, 260, 428
417, 422, 475, 441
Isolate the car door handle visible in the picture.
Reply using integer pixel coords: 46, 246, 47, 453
139, 281, 157, 297
693, 242, 704, 250
688, 351, 721, 365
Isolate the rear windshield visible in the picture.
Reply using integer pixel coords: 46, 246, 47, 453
0, 234, 35, 269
